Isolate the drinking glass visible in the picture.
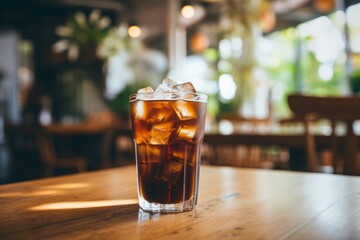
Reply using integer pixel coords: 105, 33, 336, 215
129, 92, 207, 213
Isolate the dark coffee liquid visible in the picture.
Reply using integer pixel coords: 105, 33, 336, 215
137, 142, 200, 203
130, 99, 206, 204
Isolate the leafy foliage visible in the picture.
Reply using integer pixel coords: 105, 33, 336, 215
350, 70, 360, 94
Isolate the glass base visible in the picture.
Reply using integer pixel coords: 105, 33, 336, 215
139, 197, 195, 213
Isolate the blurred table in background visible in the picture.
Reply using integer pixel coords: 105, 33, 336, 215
44, 123, 115, 135
203, 121, 360, 174
41, 121, 360, 174
5, 119, 360, 183
43, 123, 133, 169
4, 123, 133, 182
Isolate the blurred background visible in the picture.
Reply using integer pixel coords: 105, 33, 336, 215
0, 0, 359, 183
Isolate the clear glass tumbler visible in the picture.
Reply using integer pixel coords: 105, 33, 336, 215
129, 92, 207, 213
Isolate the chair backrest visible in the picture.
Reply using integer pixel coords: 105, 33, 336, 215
288, 94, 360, 121
4, 124, 37, 159
36, 129, 57, 166
220, 114, 271, 133
287, 94, 360, 175
202, 134, 265, 168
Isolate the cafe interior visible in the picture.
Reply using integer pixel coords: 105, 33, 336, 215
2, 0, 360, 239
0, 0, 360, 184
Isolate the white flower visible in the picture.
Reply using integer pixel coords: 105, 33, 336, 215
97, 31, 125, 59
96, 24, 142, 60
53, 39, 70, 53
55, 26, 73, 37
75, 12, 86, 27
98, 17, 110, 29
68, 44, 79, 61
116, 24, 128, 38
52, 9, 118, 61
90, 9, 101, 23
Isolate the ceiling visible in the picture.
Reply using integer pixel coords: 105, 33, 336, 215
127, 0, 348, 44
1, 0, 358, 47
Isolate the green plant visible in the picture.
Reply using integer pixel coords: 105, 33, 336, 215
53, 9, 111, 61
97, 24, 141, 60
216, 0, 266, 111
350, 70, 360, 94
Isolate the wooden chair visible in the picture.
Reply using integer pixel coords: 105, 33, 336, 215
202, 136, 266, 168
4, 124, 42, 181
101, 127, 135, 167
220, 114, 271, 133
203, 114, 288, 169
36, 129, 88, 177
287, 94, 360, 175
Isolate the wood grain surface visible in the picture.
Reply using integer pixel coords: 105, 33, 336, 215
1, 165, 359, 240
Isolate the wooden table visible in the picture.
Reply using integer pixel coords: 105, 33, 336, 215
44, 124, 113, 135
204, 132, 359, 148
1, 165, 359, 239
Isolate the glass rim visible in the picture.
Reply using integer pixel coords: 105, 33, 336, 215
129, 92, 208, 103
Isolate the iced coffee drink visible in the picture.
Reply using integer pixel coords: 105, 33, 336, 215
130, 79, 207, 213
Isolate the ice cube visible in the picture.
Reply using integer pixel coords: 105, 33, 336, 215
163, 78, 177, 86
150, 110, 167, 122
149, 122, 174, 144
137, 145, 165, 164
134, 131, 147, 144
174, 82, 196, 93
137, 87, 154, 100
159, 160, 184, 185
134, 101, 146, 120
146, 101, 172, 122
171, 147, 184, 161
137, 86, 154, 93
174, 100, 197, 120
177, 125, 197, 140
155, 78, 177, 93
171, 144, 197, 165
174, 82, 199, 100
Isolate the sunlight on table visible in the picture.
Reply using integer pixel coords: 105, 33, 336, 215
29, 199, 139, 211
